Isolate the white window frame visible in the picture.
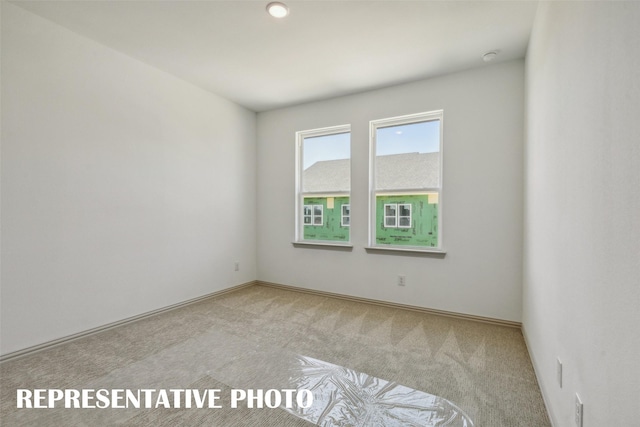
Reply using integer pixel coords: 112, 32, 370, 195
341, 204, 350, 227
312, 204, 323, 226
382, 203, 412, 228
295, 124, 351, 244
302, 204, 324, 226
368, 110, 444, 252
384, 203, 397, 228
398, 203, 412, 228
303, 205, 312, 225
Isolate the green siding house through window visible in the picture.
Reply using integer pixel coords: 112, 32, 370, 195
303, 196, 350, 241
375, 194, 438, 247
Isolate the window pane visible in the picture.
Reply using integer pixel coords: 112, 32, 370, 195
303, 132, 350, 193
385, 204, 397, 216
371, 112, 442, 248
299, 127, 350, 243
398, 203, 411, 228
341, 204, 350, 227
375, 120, 440, 191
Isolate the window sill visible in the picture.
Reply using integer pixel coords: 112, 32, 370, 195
292, 242, 354, 251
365, 246, 446, 256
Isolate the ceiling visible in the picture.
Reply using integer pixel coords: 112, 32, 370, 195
11, 0, 538, 112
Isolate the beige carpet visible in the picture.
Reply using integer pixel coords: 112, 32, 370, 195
0, 284, 550, 426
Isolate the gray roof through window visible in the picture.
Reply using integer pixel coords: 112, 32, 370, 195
303, 152, 440, 193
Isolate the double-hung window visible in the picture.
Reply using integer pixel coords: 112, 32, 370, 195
341, 204, 350, 227
295, 125, 351, 244
369, 111, 443, 250
384, 203, 412, 228
303, 204, 323, 226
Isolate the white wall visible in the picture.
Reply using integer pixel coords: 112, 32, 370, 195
524, 2, 640, 426
257, 61, 525, 322
0, 2, 257, 356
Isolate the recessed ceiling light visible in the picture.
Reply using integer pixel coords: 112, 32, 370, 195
267, 2, 289, 18
483, 51, 498, 62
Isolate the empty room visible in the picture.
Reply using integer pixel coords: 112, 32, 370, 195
1, 1, 638, 426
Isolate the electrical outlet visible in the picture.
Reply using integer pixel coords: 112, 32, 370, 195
398, 275, 406, 286
234, 262, 240, 272
575, 394, 583, 427
557, 358, 563, 388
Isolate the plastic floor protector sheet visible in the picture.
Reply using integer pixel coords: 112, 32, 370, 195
208, 338, 474, 427
289, 355, 472, 426
5, 328, 474, 426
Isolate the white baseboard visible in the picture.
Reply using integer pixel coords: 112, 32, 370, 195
257, 280, 522, 328
0, 280, 256, 363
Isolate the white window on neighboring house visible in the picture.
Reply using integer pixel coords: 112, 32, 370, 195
398, 204, 412, 228
312, 205, 323, 226
341, 204, 350, 227
303, 205, 312, 225
303, 204, 324, 226
384, 204, 397, 227
383, 203, 412, 228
